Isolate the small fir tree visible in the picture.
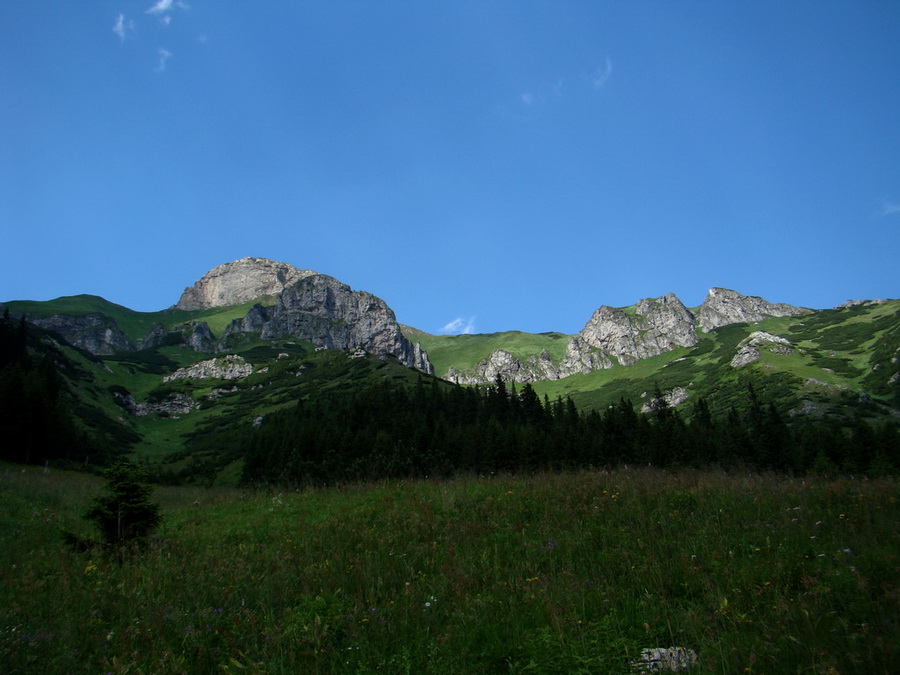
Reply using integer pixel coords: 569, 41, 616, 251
85, 463, 162, 547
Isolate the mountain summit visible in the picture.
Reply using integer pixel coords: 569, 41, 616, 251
175, 257, 317, 311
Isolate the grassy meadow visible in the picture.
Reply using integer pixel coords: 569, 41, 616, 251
2, 464, 898, 673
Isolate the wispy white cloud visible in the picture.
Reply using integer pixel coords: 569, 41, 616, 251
160, 15, 172, 27
146, 0, 188, 15
520, 93, 535, 106
553, 77, 565, 97
112, 13, 135, 43
441, 317, 477, 334
592, 57, 613, 88
154, 48, 173, 73
881, 200, 900, 216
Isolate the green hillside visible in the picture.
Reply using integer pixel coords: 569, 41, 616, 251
2, 291, 897, 487
4, 295, 277, 343
410, 330, 571, 376
416, 301, 900, 423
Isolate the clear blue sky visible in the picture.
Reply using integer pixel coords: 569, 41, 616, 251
2, 1, 898, 334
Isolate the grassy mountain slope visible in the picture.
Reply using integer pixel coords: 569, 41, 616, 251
416, 301, 900, 421
5, 295, 276, 343
409, 330, 570, 376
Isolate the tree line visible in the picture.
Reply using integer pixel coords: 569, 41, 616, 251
0, 310, 117, 467
236, 376, 898, 486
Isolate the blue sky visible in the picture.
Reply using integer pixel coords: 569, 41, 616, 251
2, 2, 898, 335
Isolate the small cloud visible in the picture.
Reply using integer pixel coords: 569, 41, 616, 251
155, 48, 173, 73
520, 93, 535, 106
592, 57, 613, 88
160, 15, 172, 27
553, 77, 565, 97
441, 317, 477, 335
146, 0, 188, 15
112, 13, 135, 42
882, 200, 900, 216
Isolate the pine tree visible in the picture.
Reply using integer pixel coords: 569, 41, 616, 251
84, 463, 162, 548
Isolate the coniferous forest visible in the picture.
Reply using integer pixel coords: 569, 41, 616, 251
226, 376, 898, 487
0, 310, 90, 466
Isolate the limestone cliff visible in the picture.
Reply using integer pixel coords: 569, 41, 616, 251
256, 274, 433, 374
140, 321, 216, 353
443, 290, 806, 385
578, 294, 698, 366
445, 294, 697, 385
27, 314, 135, 355
175, 257, 316, 311
698, 287, 808, 332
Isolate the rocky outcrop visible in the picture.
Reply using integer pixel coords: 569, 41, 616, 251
115, 391, 200, 417
699, 288, 808, 332
175, 257, 316, 311
445, 294, 696, 384
836, 299, 890, 309
443, 290, 810, 385
28, 313, 135, 355
641, 386, 689, 414
579, 294, 698, 366
163, 355, 254, 382
140, 323, 170, 350
186, 322, 216, 352
257, 274, 434, 374
217, 304, 272, 350
446, 348, 560, 385
556, 337, 614, 378
140, 321, 216, 353
730, 331, 794, 369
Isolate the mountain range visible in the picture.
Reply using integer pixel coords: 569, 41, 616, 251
2, 257, 897, 480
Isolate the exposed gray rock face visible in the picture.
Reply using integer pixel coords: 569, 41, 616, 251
140, 321, 215, 353
258, 274, 434, 374
28, 313, 135, 355
218, 304, 272, 350
730, 331, 793, 369
115, 391, 200, 417
443, 289, 809, 384
836, 299, 890, 309
699, 288, 808, 332
579, 294, 698, 366
187, 322, 216, 352
731, 345, 761, 369
175, 257, 317, 311
140, 323, 169, 350
163, 354, 254, 382
445, 295, 697, 385
446, 349, 560, 386
556, 336, 614, 378
641, 386, 690, 414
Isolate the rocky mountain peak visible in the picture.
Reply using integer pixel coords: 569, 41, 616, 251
258, 274, 434, 374
175, 257, 317, 311
578, 293, 698, 366
698, 287, 808, 332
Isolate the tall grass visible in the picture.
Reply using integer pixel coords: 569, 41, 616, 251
2, 464, 897, 673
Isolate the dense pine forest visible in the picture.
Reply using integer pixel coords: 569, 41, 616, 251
223, 376, 897, 486
0, 310, 92, 466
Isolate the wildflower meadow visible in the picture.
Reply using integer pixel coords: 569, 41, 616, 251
1, 464, 897, 673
